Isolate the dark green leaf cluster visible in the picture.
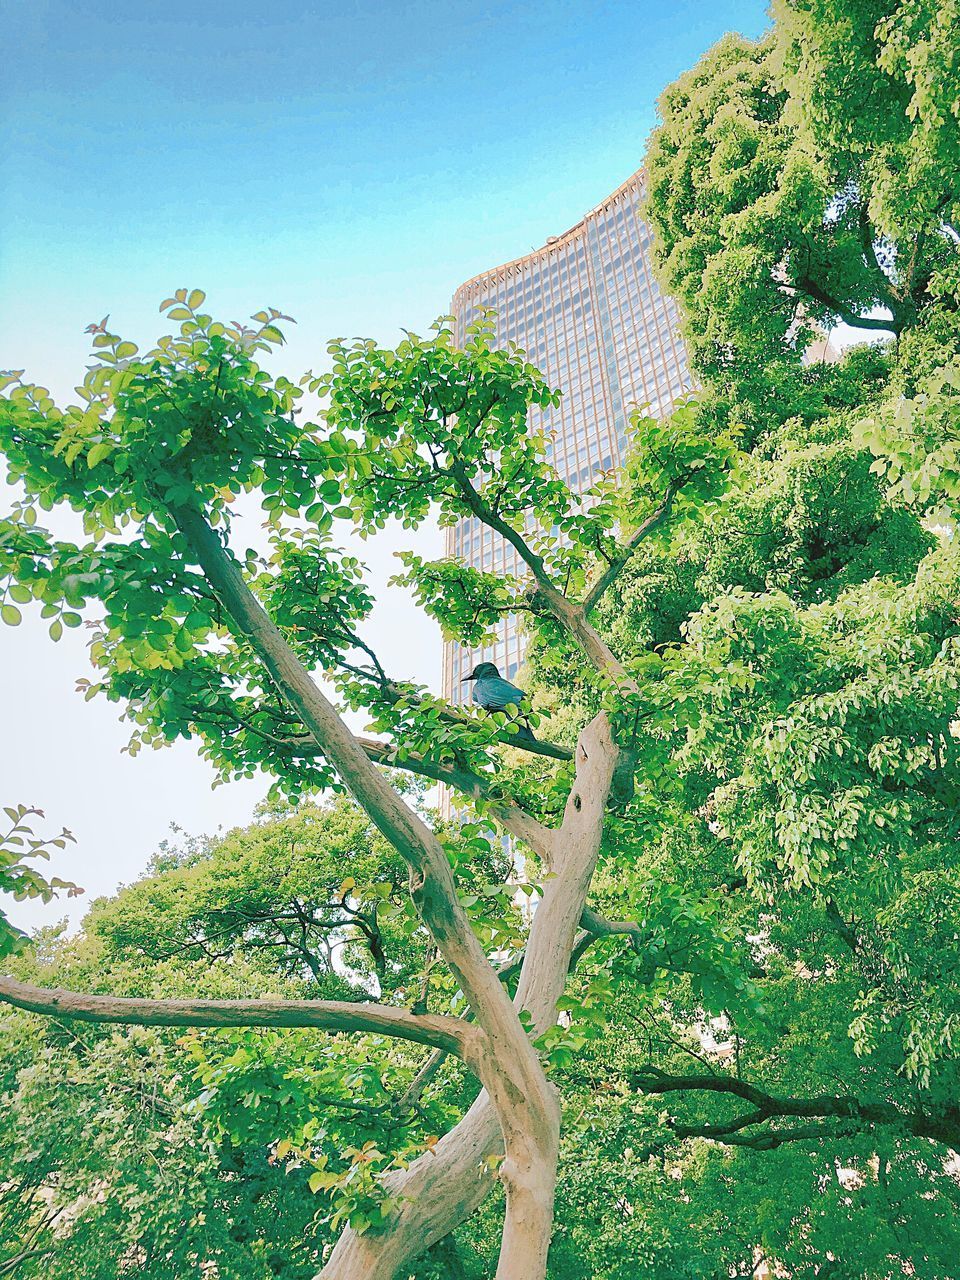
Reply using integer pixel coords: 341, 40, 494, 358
391, 550, 521, 647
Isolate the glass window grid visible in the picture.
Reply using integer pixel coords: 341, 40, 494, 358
444, 170, 691, 705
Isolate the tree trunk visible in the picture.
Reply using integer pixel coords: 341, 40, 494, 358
167, 505, 621, 1280
317, 714, 618, 1280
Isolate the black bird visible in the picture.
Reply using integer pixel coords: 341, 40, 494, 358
463, 662, 536, 741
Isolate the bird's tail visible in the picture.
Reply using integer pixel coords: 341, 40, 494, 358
515, 718, 537, 742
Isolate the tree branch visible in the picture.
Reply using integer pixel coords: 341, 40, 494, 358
824, 898, 858, 951
579, 906, 645, 945
0, 976, 476, 1058
695, 1122, 862, 1150
327, 674, 575, 764
202, 695, 571, 784
795, 273, 899, 334
445, 460, 636, 687
486, 801, 557, 864
447, 459, 550, 584
169, 504, 518, 1024
581, 479, 684, 613
242, 720, 559, 860
355, 735, 495, 795
167, 501, 566, 1280
397, 897, 620, 1119
625, 1066, 960, 1150
311, 735, 555, 860
319, 714, 621, 1280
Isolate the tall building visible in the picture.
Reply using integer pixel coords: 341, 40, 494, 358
442, 167, 692, 705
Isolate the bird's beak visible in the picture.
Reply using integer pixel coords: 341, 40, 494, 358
461, 675, 475, 682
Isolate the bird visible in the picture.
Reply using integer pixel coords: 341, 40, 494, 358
462, 662, 537, 741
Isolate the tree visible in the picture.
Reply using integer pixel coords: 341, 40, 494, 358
81, 795, 423, 992
0, 291, 733, 1280
1, 801, 497, 1279
5, 294, 960, 1280
509, 406, 960, 1279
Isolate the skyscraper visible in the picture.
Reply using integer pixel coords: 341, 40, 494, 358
442, 167, 692, 705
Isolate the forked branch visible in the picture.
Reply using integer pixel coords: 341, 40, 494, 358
318, 713, 620, 1280
581, 477, 685, 612
167, 501, 573, 1280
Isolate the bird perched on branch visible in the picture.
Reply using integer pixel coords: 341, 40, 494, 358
463, 662, 537, 741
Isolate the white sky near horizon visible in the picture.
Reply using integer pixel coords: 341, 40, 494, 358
1, 0, 780, 935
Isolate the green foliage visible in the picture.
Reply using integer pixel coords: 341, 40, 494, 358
644, 5, 960, 409
619, 397, 739, 523
0, 804, 78, 958
857, 359, 960, 513
0, 1008, 326, 1279
179, 1029, 438, 1236
86, 797, 411, 993
391, 550, 521, 646
3, 5, 960, 1268
772, 0, 960, 242
514, 266, 960, 1280
4, 306, 960, 1278
0, 291, 313, 529
0, 798, 489, 1275
315, 310, 564, 535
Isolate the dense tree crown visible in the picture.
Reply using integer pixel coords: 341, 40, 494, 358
645, 0, 960, 437
2, 4, 960, 1279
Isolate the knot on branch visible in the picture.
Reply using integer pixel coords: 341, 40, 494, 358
408, 867, 427, 897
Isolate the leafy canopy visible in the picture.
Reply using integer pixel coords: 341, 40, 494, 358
644, 2, 960, 421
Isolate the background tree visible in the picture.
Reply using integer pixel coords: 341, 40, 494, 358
83, 795, 425, 993
1, 801, 502, 1279
644, 0, 960, 435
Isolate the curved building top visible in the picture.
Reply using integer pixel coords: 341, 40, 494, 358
452, 169, 652, 302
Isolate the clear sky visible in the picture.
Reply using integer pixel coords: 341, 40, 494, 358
1, 0, 770, 931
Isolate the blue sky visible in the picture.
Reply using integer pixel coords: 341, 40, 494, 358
3, 0, 769, 390
2, 0, 769, 930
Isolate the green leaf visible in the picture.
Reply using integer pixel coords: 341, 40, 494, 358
1, 604, 22, 626
87, 441, 115, 468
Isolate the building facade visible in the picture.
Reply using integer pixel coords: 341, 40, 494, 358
442, 167, 692, 704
